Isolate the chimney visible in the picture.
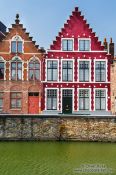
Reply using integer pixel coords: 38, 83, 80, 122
103, 38, 108, 52
109, 38, 114, 59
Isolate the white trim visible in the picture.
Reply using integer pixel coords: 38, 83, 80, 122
78, 59, 91, 82
61, 59, 74, 82
0, 56, 6, 80
78, 38, 91, 52
61, 88, 74, 112
61, 38, 74, 51
94, 59, 108, 82
94, 88, 108, 111
47, 50, 107, 53
9, 56, 24, 81
45, 59, 59, 82
10, 35, 24, 54
45, 88, 59, 111
77, 88, 91, 111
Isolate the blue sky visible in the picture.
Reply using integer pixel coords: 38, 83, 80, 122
0, 0, 116, 51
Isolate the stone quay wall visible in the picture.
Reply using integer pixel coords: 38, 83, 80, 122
0, 115, 116, 142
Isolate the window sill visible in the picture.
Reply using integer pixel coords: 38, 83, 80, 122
10, 109, 21, 111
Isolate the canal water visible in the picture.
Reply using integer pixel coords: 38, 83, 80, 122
0, 142, 115, 175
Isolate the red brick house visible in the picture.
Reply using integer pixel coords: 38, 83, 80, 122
0, 14, 44, 114
42, 7, 111, 115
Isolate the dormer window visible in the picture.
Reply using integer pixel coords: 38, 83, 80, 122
11, 36, 23, 53
62, 39, 73, 51
79, 39, 90, 51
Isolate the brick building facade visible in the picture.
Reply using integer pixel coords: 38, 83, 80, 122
0, 14, 44, 114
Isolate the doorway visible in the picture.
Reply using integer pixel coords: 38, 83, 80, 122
62, 90, 72, 114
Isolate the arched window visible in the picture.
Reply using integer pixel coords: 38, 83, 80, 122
29, 58, 40, 80
11, 35, 23, 53
11, 57, 22, 80
0, 57, 5, 80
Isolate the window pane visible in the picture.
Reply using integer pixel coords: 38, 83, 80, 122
62, 40, 67, 51
0, 99, 3, 108
17, 70, 22, 80
79, 40, 90, 51
68, 69, 72, 81
16, 99, 21, 108
85, 40, 90, 51
79, 40, 84, 51
0, 62, 4, 80
47, 61, 58, 81
47, 69, 52, 81
63, 69, 67, 81
17, 41, 23, 53
52, 98, 57, 110
11, 99, 16, 108
47, 98, 52, 110
53, 69, 58, 81
29, 70, 34, 80
95, 62, 106, 82
68, 40, 73, 51
35, 70, 39, 80
11, 41, 16, 53
11, 70, 16, 80
62, 40, 73, 51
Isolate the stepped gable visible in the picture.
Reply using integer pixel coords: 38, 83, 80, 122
0, 14, 42, 53
50, 7, 105, 51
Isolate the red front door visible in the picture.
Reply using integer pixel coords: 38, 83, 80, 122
29, 96, 39, 114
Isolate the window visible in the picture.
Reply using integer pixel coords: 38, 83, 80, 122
95, 90, 106, 110
11, 36, 23, 53
79, 61, 89, 82
62, 39, 73, 51
62, 61, 73, 81
95, 61, 106, 82
11, 92, 22, 109
11, 58, 22, 80
47, 61, 58, 81
79, 39, 90, 51
0, 62, 4, 80
29, 58, 40, 80
79, 89, 90, 110
0, 93, 3, 110
47, 89, 57, 110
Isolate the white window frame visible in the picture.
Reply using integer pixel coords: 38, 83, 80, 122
78, 59, 91, 82
78, 88, 91, 111
94, 88, 108, 111
28, 56, 41, 81
10, 56, 24, 81
0, 56, 6, 80
61, 88, 74, 112
61, 59, 74, 82
46, 59, 59, 82
10, 35, 24, 53
94, 59, 107, 82
45, 88, 59, 111
61, 38, 74, 51
78, 38, 91, 52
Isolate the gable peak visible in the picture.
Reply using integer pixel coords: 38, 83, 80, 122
15, 14, 20, 24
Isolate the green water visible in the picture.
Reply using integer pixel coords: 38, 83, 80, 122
0, 142, 115, 175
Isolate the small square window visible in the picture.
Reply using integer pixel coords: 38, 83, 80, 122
62, 39, 73, 51
79, 39, 90, 51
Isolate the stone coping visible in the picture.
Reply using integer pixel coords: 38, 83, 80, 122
0, 114, 115, 119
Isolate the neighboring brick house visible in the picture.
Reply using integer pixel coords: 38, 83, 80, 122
0, 14, 44, 114
42, 7, 112, 115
